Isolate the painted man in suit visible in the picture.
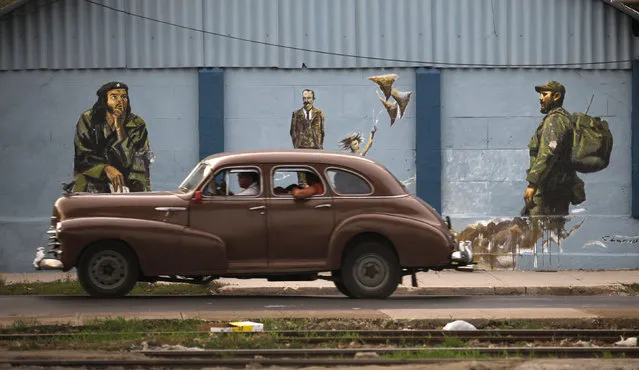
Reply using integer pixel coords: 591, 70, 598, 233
290, 89, 325, 149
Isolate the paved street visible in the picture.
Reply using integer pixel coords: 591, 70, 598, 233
1, 295, 637, 325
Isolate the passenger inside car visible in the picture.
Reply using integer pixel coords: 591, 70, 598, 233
235, 172, 260, 196
273, 171, 324, 199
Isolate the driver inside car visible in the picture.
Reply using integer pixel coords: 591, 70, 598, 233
204, 171, 260, 196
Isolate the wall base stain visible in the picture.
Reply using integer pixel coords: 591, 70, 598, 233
457, 216, 585, 270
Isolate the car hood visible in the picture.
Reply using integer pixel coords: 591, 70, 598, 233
53, 191, 190, 223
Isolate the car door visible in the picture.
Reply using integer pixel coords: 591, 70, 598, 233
189, 167, 269, 272
266, 165, 335, 270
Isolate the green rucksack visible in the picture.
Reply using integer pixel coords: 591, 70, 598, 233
569, 112, 613, 173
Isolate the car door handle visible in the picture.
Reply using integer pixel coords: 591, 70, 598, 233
249, 206, 266, 211
314, 204, 332, 209
155, 207, 187, 212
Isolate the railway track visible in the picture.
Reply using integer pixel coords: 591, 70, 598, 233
3, 329, 638, 367
4, 347, 639, 368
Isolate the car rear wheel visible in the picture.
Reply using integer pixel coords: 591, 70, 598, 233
77, 242, 139, 298
341, 242, 400, 299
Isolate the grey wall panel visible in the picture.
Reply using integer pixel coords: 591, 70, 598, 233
202, 0, 279, 68
0, 0, 128, 70
278, 0, 358, 69
0, 0, 635, 70
126, 0, 204, 68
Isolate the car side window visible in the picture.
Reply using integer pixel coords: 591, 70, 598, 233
272, 168, 325, 197
327, 169, 372, 195
203, 168, 261, 197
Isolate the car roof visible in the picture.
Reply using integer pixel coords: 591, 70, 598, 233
202, 149, 407, 196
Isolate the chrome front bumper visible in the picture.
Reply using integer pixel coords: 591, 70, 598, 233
33, 217, 64, 271
33, 247, 64, 270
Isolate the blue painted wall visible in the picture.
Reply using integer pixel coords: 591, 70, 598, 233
415, 68, 442, 214
440, 69, 637, 270
198, 69, 225, 159
0, 70, 200, 272
0, 67, 636, 272
632, 60, 639, 219
222, 69, 418, 192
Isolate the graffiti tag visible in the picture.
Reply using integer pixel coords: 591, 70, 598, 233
602, 235, 639, 244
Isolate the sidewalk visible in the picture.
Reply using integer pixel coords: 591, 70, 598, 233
2, 269, 638, 296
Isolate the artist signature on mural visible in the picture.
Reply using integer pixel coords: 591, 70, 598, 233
601, 235, 639, 244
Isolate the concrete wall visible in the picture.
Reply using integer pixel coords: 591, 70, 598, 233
0, 70, 200, 272
1, 67, 637, 272
441, 69, 638, 270
0, 67, 416, 272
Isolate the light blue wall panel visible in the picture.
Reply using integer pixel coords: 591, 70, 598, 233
441, 68, 638, 270
223, 68, 417, 191
0, 69, 199, 272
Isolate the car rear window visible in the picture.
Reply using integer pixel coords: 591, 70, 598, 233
326, 169, 372, 195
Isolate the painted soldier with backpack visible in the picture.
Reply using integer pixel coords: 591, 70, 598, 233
522, 80, 613, 217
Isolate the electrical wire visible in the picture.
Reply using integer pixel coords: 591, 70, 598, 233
7, 0, 634, 68
82, 0, 633, 68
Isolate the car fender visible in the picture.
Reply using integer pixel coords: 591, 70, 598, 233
327, 213, 452, 269
59, 217, 227, 276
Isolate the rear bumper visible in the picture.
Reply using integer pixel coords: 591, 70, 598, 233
444, 216, 474, 268
450, 246, 473, 265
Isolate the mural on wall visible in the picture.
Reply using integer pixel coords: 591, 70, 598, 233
337, 73, 413, 158
290, 89, 325, 150
339, 126, 377, 156
456, 80, 614, 270
368, 73, 413, 126
69, 82, 154, 194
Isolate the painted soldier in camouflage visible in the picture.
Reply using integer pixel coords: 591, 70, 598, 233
523, 80, 585, 217
73, 82, 154, 193
290, 89, 325, 149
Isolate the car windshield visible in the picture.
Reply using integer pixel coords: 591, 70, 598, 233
179, 162, 213, 192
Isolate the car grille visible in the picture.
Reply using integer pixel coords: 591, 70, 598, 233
46, 216, 62, 255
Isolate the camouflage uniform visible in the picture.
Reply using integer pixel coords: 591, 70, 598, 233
290, 107, 325, 149
73, 109, 152, 193
526, 101, 585, 216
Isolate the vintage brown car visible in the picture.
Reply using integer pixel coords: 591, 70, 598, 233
34, 150, 472, 298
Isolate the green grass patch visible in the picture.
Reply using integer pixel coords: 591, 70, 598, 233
440, 335, 467, 348
0, 280, 225, 296
2, 317, 209, 351
620, 283, 639, 295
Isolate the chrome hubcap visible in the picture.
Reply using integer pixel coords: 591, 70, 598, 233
88, 250, 128, 290
354, 253, 389, 289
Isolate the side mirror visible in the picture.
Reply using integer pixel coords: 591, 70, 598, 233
191, 190, 203, 204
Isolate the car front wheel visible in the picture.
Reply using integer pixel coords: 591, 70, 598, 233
77, 242, 139, 298
341, 242, 400, 299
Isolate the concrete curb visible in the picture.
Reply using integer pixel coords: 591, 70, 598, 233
2, 308, 639, 328
213, 285, 629, 296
